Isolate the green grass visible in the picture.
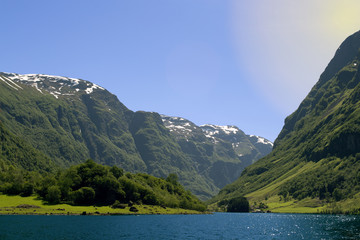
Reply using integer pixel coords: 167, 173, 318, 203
245, 161, 317, 202
329, 193, 360, 213
251, 194, 360, 214
0, 194, 205, 215
262, 196, 325, 213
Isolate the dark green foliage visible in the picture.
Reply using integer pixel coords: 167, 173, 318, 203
0, 167, 41, 197
212, 30, 360, 206
226, 197, 250, 212
0, 121, 55, 173
0, 160, 206, 211
111, 200, 127, 209
45, 186, 61, 204
166, 173, 179, 185
72, 187, 96, 205
129, 206, 139, 212
278, 156, 359, 202
110, 166, 124, 179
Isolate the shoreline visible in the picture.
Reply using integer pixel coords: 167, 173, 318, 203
0, 194, 208, 216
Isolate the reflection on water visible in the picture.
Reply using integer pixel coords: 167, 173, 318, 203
0, 213, 360, 239
322, 215, 360, 239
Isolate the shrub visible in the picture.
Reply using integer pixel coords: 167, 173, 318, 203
72, 187, 95, 205
45, 186, 61, 204
227, 197, 250, 212
111, 200, 127, 209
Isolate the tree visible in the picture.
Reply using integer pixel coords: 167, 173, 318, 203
166, 173, 179, 185
20, 182, 34, 197
45, 186, 61, 204
37, 175, 57, 198
227, 197, 250, 212
110, 166, 124, 179
72, 187, 95, 205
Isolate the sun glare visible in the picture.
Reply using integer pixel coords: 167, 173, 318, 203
327, 1, 360, 36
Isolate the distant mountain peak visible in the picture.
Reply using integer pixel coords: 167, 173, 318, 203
249, 135, 274, 147
1, 72, 104, 98
200, 124, 240, 135
161, 114, 273, 158
160, 115, 203, 143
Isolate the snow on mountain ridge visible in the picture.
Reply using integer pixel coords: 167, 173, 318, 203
249, 135, 274, 147
161, 115, 197, 141
0, 74, 23, 90
161, 115, 273, 148
1, 72, 105, 98
161, 115, 273, 162
200, 124, 239, 135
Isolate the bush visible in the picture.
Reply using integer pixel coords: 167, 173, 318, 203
20, 182, 34, 197
227, 197, 250, 212
129, 206, 139, 212
72, 187, 95, 205
110, 166, 124, 179
45, 186, 61, 204
111, 200, 127, 209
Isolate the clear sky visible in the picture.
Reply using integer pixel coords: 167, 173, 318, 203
1, 0, 360, 141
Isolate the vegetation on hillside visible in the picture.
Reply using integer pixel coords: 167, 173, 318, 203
0, 121, 55, 173
0, 73, 267, 200
211, 30, 360, 213
0, 159, 206, 212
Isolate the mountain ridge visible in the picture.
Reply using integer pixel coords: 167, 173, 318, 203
0, 71, 272, 200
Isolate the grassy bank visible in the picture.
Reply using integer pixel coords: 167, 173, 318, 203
258, 196, 324, 213
210, 193, 360, 214
249, 194, 360, 214
0, 194, 205, 215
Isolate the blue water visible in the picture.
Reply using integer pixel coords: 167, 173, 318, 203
0, 213, 359, 239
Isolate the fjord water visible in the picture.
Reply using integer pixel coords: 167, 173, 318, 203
1, 213, 359, 239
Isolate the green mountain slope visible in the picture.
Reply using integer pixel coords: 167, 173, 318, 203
0, 121, 55, 173
161, 115, 272, 190
0, 73, 145, 170
0, 72, 272, 200
211, 30, 360, 213
129, 111, 219, 199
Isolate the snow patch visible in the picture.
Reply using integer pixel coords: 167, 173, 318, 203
85, 83, 104, 94
200, 124, 239, 135
0, 75, 23, 90
250, 135, 274, 146
2, 72, 105, 99
31, 83, 43, 94
50, 92, 59, 99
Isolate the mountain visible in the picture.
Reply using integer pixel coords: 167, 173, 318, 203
161, 115, 272, 192
0, 72, 272, 200
211, 30, 360, 213
199, 124, 272, 162
0, 121, 55, 173
0, 73, 145, 170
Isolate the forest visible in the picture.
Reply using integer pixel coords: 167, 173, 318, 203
0, 159, 207, 212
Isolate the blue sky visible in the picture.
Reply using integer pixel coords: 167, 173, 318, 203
1, 0, 360, 141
